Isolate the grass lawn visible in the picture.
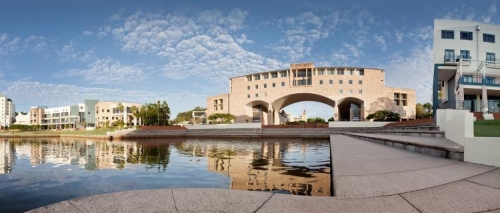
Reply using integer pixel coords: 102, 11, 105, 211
474, 120, 500, 137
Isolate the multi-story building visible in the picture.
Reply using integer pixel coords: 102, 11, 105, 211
433, 19, 500, 114
0, 94, 15, 128
30, 106, 46, 126
207, 63, 416, 124
95, 101, 141, 127
41, 106, 80, 129
77, 99, 99, 127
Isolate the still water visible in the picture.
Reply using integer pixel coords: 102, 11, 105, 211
0, 138, 331, 212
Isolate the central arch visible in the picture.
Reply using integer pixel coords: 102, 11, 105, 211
246, 100, 270, 124
270, 93, 336, 125
337, 97, 364, 121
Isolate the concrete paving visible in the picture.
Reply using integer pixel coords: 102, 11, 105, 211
28, 135, 500, 213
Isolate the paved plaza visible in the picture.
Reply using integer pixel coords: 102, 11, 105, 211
29, 135, 500, 213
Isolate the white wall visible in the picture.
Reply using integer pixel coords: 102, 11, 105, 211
436, 109, 500, 167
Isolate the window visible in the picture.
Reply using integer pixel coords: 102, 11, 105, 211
460, 50, 471, 59
339, 89, 343, 94
255, 93, 258, 98
319, 80, 323, 85
402, 100, 407, 106
359, 80, 362, 85
483, 33, 495, 43
280, 72, 287, 77
329, 80, 333, 84
486, 52, 496, 63
486, 77, 495, 84
281, 82, 285, 87
247, 76, 252, 82
263, 74, 269, 79
349, 70, 354, 75
349, 80, 353, 84
107, 110, 109, 112
318, 70, 324, 75
359, 90, 363, 94
247, 94, 250, 98
402, 94, 407, 99
247, 86, 250, 90
394, 93, 400, 99
339, 80, 343, 84
394, 100, 400, 105
254, 75, 260, 81
460, 31, 473, 40
359, 70, 364, 75
328, 69, 335, 75
271, 72, 278, 78
255, 85, 258, 89
463, 75, 473, 82
441, 30, 454, 39
272, 83, 276, 87
444, 49, 455, 62
264, 84, 267, 88
349, 89, 353, 94
337, 70, 344, 75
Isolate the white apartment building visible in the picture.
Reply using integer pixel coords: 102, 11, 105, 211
433, 19, 500, 114
41, 105, 80, 129
0, 94, 15, 128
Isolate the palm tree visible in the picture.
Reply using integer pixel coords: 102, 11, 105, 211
116, 103, 126, 126
131, 105, 140, 126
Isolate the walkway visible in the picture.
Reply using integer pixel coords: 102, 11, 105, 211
29, 135, 500, 213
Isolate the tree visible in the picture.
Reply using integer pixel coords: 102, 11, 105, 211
328, 117, 335, 122
416, 103, 425, 119
137, 101, 171, 126
366, 110, 400, 121
208, 113, 235, 124
307, 117, 326, 123
423, 102, 433, 118
131, 105, 140, 126
174, 106, 207, 124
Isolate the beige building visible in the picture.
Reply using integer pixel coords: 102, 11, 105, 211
95, 101, 141, 127
207, 63, 416, 124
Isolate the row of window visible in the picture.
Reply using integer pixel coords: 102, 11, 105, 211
444, 49, 496, 62
319, 79, 363, 85
462, 75, 496, 84
246, 69, 366, 81
247, 89, 364, 99
441, 30, 495, 43
247, 80, 363, 90
247, 82, 286, 90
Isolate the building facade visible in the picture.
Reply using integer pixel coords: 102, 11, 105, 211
207, 63, 416, 125
433, 19, 500, 114
95, 101, 141, 127
41, 106, 80, 129
0, 94, 15, 128
30, 106, 46, 126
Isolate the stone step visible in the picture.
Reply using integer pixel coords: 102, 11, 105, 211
344, 133, 464, 161
364, 131, 445, 138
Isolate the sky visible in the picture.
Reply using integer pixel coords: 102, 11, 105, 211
0, 0, 499, 119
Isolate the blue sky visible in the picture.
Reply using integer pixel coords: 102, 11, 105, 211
0, 0, 498, 119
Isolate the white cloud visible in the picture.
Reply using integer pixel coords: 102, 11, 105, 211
102, 10, 283, 84
61, 58, 147, 84
373, 35, 387, 50
384, 45, 433, 104
83, 30, 93, 36
3, 81, 163, 108
407, 25, 433, 42
395, 31, 404, 44
0, 34, 52, 55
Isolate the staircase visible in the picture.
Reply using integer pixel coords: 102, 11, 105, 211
345, 120, 464, 161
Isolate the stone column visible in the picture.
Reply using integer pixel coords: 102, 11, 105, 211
482, 85, 489, 113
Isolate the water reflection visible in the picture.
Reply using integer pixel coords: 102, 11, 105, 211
0, 138, 330, 212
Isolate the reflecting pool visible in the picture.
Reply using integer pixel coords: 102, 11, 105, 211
0, 138, 331, 212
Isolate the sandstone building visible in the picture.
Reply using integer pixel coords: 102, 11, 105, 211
207, 63, 416, 124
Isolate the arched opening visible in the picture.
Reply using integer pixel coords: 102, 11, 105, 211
245, 100, 270, 124
271, 93, 336, 124
337, 97, 364, 121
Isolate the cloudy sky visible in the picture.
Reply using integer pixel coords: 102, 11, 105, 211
0, 0, 498, 119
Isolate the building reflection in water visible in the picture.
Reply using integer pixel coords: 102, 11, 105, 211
0, 138, 330, 196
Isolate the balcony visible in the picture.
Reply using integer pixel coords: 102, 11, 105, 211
485, 58, 500, 69
459, 75, 500, 87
